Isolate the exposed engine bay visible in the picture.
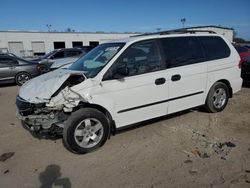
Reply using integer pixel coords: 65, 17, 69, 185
16, 72, 86, 137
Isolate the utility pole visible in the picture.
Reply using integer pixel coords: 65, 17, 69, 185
156, 28, 162, 32
46, 24, 52, 32
181, 18, 186, 28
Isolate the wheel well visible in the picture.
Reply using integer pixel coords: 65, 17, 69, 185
74, 102, 116, 135
216, 79, 233, 98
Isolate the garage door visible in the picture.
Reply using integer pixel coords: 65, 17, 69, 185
8, 42, 24, 57
32, 41, 45, 55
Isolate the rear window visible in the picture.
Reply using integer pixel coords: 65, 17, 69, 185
65, 50, 83, 57
160, 37, 204, 68
53, 51, 65, 59
199, 36, 230, 61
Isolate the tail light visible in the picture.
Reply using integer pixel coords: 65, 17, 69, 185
37, 64, 48, 73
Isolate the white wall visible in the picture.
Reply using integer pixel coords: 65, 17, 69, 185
0, 28, 234, 56
0, 31, 138, 56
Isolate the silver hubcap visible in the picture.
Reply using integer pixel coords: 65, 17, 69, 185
212, 88, 227, 108
74, 118, 104, 148
18, 74, 29, 85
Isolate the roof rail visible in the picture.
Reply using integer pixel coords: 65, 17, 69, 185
184, 30, 216, 34
132, 29, 216, 37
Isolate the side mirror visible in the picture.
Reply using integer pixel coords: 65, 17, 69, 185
113, 66, 129, 79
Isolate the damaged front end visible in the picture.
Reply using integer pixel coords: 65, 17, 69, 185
16, 70, 87, 138
16, 95, 69, 138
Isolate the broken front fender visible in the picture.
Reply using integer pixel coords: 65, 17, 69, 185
46, 86, 93, 112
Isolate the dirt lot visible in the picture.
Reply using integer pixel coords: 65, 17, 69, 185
0, 84, 250, 188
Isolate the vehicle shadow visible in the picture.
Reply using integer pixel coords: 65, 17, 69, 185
0, 83, 17, 88
39, 164, 71, 188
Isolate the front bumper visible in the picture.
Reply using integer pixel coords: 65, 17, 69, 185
17, 111, 64, 138
17, 110, 65, 137
16, 111, 40, 132
16, 95, 66, 136
16, 95, 34, 116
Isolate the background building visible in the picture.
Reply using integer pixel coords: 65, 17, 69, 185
0, 26, 234, 57
0, 31, 139, 57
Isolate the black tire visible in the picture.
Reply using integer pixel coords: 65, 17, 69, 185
15, 72, 31, 86
205, 82, 229, 113
63, 108, 109, 154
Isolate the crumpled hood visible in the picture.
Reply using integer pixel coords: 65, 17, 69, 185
19, 69, 85, 103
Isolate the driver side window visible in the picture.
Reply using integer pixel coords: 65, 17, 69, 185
110, 40, 161, 78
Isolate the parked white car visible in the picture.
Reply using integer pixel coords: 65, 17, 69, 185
16, 31, 242, 154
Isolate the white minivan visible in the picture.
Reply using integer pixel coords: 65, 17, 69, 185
16, 31, 242, 153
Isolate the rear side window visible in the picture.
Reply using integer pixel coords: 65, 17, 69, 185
160, 37, 204, 68
199, 36, 230, 61
0, 57, 18, 67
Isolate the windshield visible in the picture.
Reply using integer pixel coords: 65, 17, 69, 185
41, 50, 57, 59
69, 43, 125, 78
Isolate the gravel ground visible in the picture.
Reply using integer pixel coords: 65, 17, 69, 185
0, 84, 249, 188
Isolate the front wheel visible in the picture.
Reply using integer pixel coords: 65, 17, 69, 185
15, 72, 31, 86
63, 108, 109, 154
205, 82, 229, 113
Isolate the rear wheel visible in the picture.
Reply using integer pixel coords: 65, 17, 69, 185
205, 82, 229, 113
15, 72, 31, 86
63, 108, 109, 154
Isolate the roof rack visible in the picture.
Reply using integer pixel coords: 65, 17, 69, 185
133, 29, 216, 37
183, 30, 216, 34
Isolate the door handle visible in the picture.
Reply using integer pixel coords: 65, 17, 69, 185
171, 74, 181, 81
155, 78, 166, 85
9, 66, 16, 70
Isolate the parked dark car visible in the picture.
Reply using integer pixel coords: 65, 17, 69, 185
49, 46, 95, 71
234, 45, 250, 66
0, 54, 41, 85
241, 56, 250, 82
32, 48, 88, 72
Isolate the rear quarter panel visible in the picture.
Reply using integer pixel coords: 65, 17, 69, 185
18, 63, 40, 77
206, 38, 242, 96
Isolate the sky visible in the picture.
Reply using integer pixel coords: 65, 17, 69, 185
1, 0, 249, 40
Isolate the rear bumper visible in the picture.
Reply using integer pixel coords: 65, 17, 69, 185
231, 78, 243, 94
